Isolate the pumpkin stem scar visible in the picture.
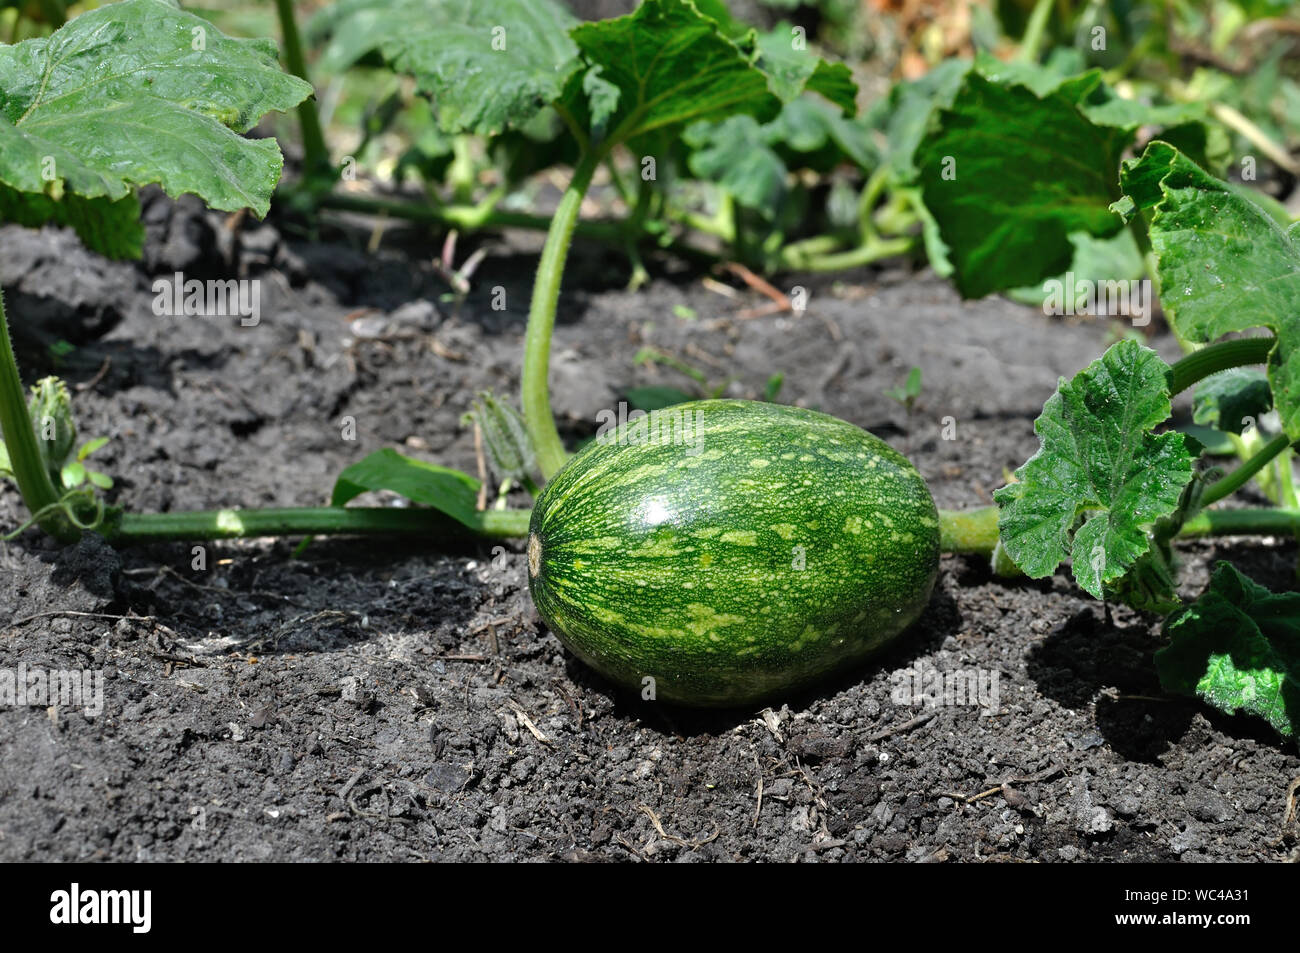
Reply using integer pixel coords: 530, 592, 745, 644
528, 532, 542, 578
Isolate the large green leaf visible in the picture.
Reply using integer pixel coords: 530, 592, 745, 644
866, 58, 968, 180
683, 114, 787, 216
1158, 562, 1300, 739
915, 69, 1130, 298
751, 27, 855, 116
682, 96, 877, 219
569, 0, 776, 142
308, 0, 580, 136
569, 0, 851, 147
968, 52, 1204, 134
763, 97, 877, 172
1115, 141, 1300, 440
0, 0, 311, 257
994, 339, 1195, 598
331, 448, 485, 530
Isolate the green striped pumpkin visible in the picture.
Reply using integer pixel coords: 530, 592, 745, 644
527, 399, 939, 706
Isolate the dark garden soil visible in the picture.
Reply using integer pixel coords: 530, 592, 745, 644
1, 189, 1297, 863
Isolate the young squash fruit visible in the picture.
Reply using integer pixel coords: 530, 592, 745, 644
527, 399, 939, 706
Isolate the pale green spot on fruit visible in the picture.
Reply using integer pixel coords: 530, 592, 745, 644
719, 530, 757, 546
592, 606, 626, 627
770, 523, 797, 540
570, 536, 622, 552
844, 515, 864, 535
683, 603, 747, 639
693, 526, 722, 539
632, 537, 684, 558
750, 458, 771, 468
625, 463, 668, 483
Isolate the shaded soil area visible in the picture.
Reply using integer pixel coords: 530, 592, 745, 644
1, 191, 1297, 862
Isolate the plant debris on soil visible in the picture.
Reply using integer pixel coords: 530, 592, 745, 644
1, 193, 1297, 862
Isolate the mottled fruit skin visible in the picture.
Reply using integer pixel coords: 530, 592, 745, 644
527, 400, 939, 707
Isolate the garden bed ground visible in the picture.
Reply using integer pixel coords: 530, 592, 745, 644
1, 192, 1297, 862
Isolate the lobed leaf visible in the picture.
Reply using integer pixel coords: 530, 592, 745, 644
1158, 562, 1300, 739
683, 114, 787, 217
751, 27, 855, 116
1115, 141, 1300, 440
569, 0, 855, 149
915, 69, 1130, 298
0, 0, 312, 257
568, 0, 779, 145
865, 58, 968, 180
309, 0, 580, 136
994, 339, 1195, 598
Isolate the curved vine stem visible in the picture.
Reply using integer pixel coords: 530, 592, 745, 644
273, 0, 330, 180
1200, 432, 1294, 507
1167, 336, 1274, 395
1017, 0, 1055, 63
521, 149, 604, 479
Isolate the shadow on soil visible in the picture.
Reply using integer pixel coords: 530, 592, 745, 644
568, 583, 964, 738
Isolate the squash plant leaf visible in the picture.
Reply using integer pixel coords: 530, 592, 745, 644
568, 0, 854, 148
683, 97, 878, 221
994, 339, 1195, 598
866, 58, 968, 180
1157, 562, 1300, 739
751, 27, 855, 116
915, 68, 1131, 298
0, 0, 312, 259
1192, 368, 1273, 436
763, 98, 878, 172
1114, 141, 1300, 440
307, 0, 581, 136
331, 448, 485, 530
683, 115, 787, 218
